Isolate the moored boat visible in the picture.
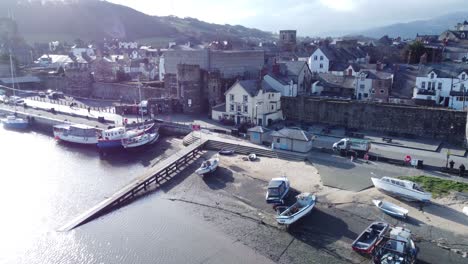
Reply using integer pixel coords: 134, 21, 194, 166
97, 125, 152, 150
219, 148, 235, 155
275, 193, 316, 226
371, 177, 431, 202
196, 156, 219, 175
373, 200, 409, 219
53, 124, 99, 145
122, 132, 159, 149
372, 226, 418, 264
351, 222, 389, 254
1, 115, 28, 130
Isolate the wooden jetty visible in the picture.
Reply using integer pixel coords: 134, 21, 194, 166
60, 139, 207, 231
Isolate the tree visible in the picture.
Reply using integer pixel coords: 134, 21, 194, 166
406, 41, 426, 64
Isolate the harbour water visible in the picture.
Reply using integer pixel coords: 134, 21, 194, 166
0, 127, 273, 264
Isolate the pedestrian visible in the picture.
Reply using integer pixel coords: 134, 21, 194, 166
459, 164, 465, 177
449, 160, 455, 169
87, 106, 91, 114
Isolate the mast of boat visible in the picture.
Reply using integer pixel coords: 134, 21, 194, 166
138, 77, 143, 125
9, 50, 15, 97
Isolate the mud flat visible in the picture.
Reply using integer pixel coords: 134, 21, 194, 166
162, 151, 468, 264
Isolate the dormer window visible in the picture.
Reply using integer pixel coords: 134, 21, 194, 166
462, 74, 466, 81
430, 73, 435, 79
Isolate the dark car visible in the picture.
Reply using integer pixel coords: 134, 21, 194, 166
265, 177, 290, 204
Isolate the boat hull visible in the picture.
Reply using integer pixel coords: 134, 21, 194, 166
196, 158, 219, 175
2, 122, 28, 130
54, 133, 98, 145
371, 178, 431, 202
97, 139, 123, 149
276, 194, 316, 225
373, 200, 408, 219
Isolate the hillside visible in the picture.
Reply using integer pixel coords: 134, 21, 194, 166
356, 12, 468, 39
0, 0, 273, 45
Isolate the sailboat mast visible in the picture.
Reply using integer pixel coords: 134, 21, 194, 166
9, 51, 15, 96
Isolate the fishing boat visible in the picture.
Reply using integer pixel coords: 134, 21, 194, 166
372, 227, 418, 264
97, 123, 153, 149
371, 177, 432, 202
53, 124, 99, 145
195, 156, 219, 175
276, 193, 316, 226
351, 222, 390, 254
122, 132, 159, 149
373, 200, 409, 219
1, 115, 28, 130
266, 176, 290, 204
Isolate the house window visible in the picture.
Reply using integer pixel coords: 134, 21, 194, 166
213, 86, 216, 92
360, 75, 365, 81
320, 56, 323, 61
229, 94, 234, 101
364, 93, 369, 98
421, 82, 426, 89
230, 104, 234, 111
461, 84, 466, 91
319, 63, 323, 69
237, 105, 241, 112
243, 105, 248, 113
371, 89, 375, 94
314, 55, 318, 61
243, 95, 248, 102
276, 138, 280, 143
427, 82, 432, 90
380, 89, 385, 94
271, 105, 274, 110
462, 74, 466, 80
438, 83, 442, 90
430, 73, 435, 79
360, 84, 365, 89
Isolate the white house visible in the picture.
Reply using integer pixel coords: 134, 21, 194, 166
412, 65, 468, 110
271, 127, 313, 153
211, 80, 283, 126
355, 70, 393, 102
308, 47, 330, 73
308, 45, 367, 74
263, 74, 297, 97
71, 45, 95, 57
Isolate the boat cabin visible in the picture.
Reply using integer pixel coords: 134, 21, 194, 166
266, 178, 290, 204
380, 177, 424, 192
54, 124, 97, 137
101, 127, 126, 140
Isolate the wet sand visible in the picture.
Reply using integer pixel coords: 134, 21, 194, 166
162, 151, 468, 263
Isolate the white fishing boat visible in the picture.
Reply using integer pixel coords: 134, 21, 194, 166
196, 156, 219, 175
53, 124, 99, 145
371, 177, 432, 202
1, 115, 28, 130
97, 124, 153, 150
373, 200, 409, 219
276, 193, 316, 226
122, 132, 159, 149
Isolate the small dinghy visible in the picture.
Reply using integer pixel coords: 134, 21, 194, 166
248, 153, 257, 161
219, 148, 235, 155
196, 156, 219, 175
276, 193, 316, 226
373, 200, 409, 219
351, 222, 389, 254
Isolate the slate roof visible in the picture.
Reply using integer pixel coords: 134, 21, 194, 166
417, 64, 468, 78
315, 45, 367, 63
237, 80, 259, 97
449, 30, 468, 40
283, 61, 307, 76
391, 64, 418, 99
248, 126, 267, 133
261, 80, 278, 93
270, 127, 309, 141
360, 70, 393, 80
317, 73, 355, 89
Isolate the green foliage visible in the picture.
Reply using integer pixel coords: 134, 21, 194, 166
399, 175, 468, 198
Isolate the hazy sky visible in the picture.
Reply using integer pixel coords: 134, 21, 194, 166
107, 0, 468, 36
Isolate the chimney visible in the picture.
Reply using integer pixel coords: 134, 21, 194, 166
376, 61, 383, 71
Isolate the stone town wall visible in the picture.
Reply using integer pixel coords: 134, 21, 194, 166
91, 82, 161, 102
209, 50, 264, 78
282, 96, 467, 143
177, 64, 203, 114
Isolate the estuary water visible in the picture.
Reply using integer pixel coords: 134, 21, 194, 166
0, 127, 272, 264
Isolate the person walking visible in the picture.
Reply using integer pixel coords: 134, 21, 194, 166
449, 160, 455, 170
459, 164, 465, 177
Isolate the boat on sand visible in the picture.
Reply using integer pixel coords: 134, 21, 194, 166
351, 222, 389, 254
196, 156, 219, 175
275, 193, 316, 226
373, 200, 409, 219
371, 177, 431, 202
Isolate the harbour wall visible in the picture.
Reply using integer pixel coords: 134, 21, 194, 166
281, 97, 467, 144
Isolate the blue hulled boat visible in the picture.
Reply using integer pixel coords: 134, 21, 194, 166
1, 115, 29, 130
